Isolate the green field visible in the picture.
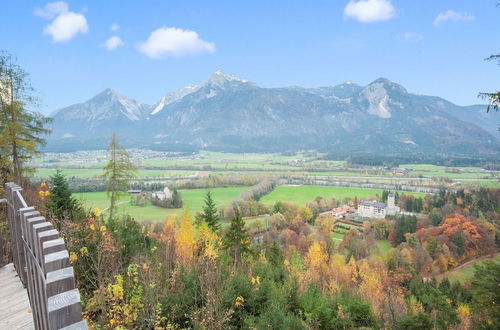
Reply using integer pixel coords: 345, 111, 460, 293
33, 168, 196, 179
375, 240, 392, 256
399, 164, 484, 172
411, 171, 493, 179
440, 255, 500, 283
260, 185, 426, 206
75, 186, 248, 222
330, 232, 345, 241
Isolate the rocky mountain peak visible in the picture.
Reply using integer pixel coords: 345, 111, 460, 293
204, 69, 249, 87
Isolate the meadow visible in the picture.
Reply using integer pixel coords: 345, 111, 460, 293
438, 254, 500, 283
30, 152, 499, 185
260, 185, 427, 207
34, 168, 197, 179
75, 186, 248, 222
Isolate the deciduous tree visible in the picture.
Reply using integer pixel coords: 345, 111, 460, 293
102, 133, 136, 219
0, 52, 51, 183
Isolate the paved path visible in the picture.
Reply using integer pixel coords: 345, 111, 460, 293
0, 263, 34, 330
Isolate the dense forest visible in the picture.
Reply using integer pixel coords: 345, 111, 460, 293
28, 172, 499, 329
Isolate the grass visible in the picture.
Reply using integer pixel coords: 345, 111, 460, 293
399, 164, 483, 172
260, 185, 426, 207
330, 232, 345, 241
411, 171, 493, 179
441, 255, 500, 283
75, 186, 249, 222
374, 240, 392, 256
32, 168, 196, 179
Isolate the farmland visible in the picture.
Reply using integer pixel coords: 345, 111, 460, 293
30, 151, 498, 182
260, 185, 427, 207
75, 186, 248, 222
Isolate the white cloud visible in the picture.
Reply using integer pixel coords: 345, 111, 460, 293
35, 2, 88, 42
400, 32, 423, 42
344, 0, 395, 23
43, 12, 88, 42
110, 23, 120, 32
104, 36, 124, 50
434, 10, 474, 26
34, 1, 68, 18
137, 27, 216, 59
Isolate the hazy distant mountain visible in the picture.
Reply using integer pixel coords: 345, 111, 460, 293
46, 71, 499, 157
49, 88, 152, 149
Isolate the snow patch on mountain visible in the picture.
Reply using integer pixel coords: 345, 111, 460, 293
152, 84, 199, 115
203, 69, 248, 88
206, 89, 217, 98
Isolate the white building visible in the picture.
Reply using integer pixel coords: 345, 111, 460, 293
357, 193, 400, 218
358, 200, 387, 218
152, 187, 172, 201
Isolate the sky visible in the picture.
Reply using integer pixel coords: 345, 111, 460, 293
0, 0, 499, 114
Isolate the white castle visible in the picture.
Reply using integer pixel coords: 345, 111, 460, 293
357, 193, 400, 219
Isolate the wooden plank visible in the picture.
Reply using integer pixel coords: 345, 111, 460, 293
0, 264, 34, 330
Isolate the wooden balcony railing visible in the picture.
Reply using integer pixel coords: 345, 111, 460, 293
4, 183, 87, 330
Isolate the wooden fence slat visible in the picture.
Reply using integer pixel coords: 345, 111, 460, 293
25, 214, 46, 330
47, 288, 83, 329
58, 320, 88, 330
43, 238, 65, 255
4, 182, 87, 330
46, 267, 75, 297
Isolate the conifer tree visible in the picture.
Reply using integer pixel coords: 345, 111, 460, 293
223, 207, 250, 269
0, 52, 51, 184
171, 188, 183, 208
197, 190, 220, 231
102, 133, 136, 219
47, 170, 82, 230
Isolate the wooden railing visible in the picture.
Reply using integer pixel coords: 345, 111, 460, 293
4, 183, 87, 330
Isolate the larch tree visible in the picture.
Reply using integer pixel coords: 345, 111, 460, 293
102, 133, 136, 219
175, 208, 196, 266
0, 52, 51, 184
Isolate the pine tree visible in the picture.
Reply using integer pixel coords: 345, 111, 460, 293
198, 190, 220, 231
102, 133, 136, 219
223, 207, 250, 269
47, 170, 82, 230
0, 52, 51, 184
171, 188, 183, 208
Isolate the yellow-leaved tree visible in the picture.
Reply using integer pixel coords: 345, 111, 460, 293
304, 241, 329, 290
175, 208, 196, 266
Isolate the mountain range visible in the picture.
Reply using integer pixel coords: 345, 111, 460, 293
47, 70, 499, 158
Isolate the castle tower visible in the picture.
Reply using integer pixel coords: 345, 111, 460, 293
387, 193, 395, 209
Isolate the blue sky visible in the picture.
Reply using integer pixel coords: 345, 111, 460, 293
1, 0, 499, 114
